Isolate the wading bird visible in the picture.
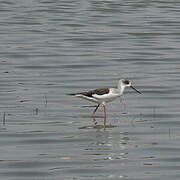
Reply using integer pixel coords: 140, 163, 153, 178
68, 79, 141, 126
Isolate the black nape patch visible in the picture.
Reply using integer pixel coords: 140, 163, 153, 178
123, 79, 130, 85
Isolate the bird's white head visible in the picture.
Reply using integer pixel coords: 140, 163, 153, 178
121, 79, 131, 87
118, 79, 141, 94
118, 79, 131, 89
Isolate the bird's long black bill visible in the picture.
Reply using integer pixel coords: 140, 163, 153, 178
130, 85, 142, 94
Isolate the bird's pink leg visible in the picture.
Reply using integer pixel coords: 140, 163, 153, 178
91, 104, 100, 118
103, 105, 106, 127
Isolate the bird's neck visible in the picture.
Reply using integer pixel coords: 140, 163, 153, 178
117, 83, 125, 95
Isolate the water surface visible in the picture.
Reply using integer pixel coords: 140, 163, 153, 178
0, 0, 180, 179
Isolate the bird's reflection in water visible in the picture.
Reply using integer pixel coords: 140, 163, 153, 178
82, 128, 130, 161
79, 117, 117, 130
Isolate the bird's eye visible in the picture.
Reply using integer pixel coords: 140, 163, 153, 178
123, 80, 129, 84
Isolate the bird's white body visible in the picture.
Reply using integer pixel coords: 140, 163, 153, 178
74, 79, 127, 105
75, 88, 120, 104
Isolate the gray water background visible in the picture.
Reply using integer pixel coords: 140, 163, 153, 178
0, 0, 180, 179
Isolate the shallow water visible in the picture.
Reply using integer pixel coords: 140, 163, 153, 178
0, 0, 180, 179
